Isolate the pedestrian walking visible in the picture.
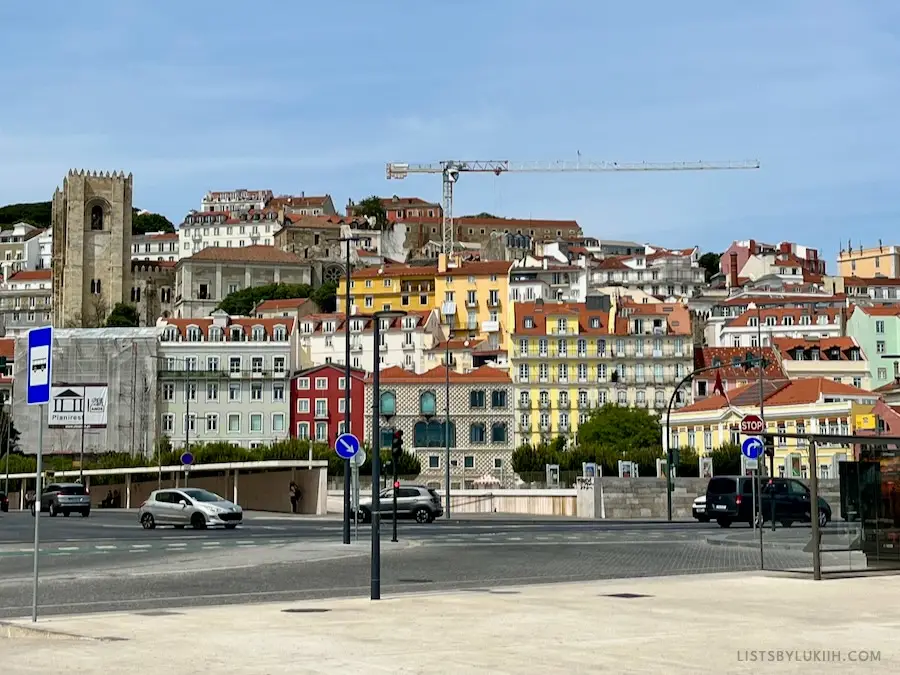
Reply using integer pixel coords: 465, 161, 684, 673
289, 481, 300, 513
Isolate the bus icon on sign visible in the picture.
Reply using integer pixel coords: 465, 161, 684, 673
30, 345, 49, 387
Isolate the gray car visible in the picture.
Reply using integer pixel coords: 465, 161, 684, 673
357, 484, 443, 524
31, 482, 91, 517
138, 488, 242, 530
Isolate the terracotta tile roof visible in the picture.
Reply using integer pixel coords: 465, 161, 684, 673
596, 256, 631, 270
371, 365, 511, 384
856, 306, 900, 317
255, 298, 313, 313
351, 264, 437, 279
513, 300, 610, 336
772, 337, 861, 361
693, 347, 784, 380
726, 307, 842, 327
292, 363, 366, 380
428, 338, 488, 352
282, 214, 366, 229
270, 195, 331, 209
8, 270, 51, 282
875, 378, 900, 394
844, 276, 900, 287
446, 260, 513, 276
161, 317, 295, 341
615, 301, 692, 336
676, 377, 876, 414
0, 337, 14, 360
185, 245, 304, 265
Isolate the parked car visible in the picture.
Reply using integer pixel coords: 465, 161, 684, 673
0, 491, 8, 512
31, 482, 90, 517
692, 494, 708, 522
357, 485, 443, 524
705, 475, 832, 528
138, 488, 242, 530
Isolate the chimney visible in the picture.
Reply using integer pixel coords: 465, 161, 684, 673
779, 242, 791, 254
438, 253, 448, 274
748, 239, 756, 255
729, 251, 739, 288
301, 191, 305, 198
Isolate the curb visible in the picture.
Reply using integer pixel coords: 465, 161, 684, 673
0, 620, 124, 642
706, 536, 810, 551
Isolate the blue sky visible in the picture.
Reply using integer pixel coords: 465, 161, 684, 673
2, 1, 898, 265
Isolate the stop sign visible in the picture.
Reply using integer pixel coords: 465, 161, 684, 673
740, 414, 764, 434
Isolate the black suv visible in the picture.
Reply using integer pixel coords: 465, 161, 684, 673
706, 475, 832, 528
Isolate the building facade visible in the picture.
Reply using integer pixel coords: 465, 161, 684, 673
434, 256, 511, 346
714, 306, 844, 348
0, 222, 42, 274
364, 366, 515, 487
837, 243, 900, 278
847, 306, 900, 389
200, 189, 273, 213
290, 364, 365, 443
51, 169, 133, 328
589, 246, 705, 299
692, 347, 785, 400
178, 209, 280, 257
669, 378, 876, 479
342, 264, 437, 316
157, 313, 296, 449
772, 337, 870, 390
132, 231, 179, 262
269, 194, 337, 217
296, 310, 442, 373
0, 270, 53, 334
131, 260, 176, 325
509, 297, 694, 447
174, 246, 311, 318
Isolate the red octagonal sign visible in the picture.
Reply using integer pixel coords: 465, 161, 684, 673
740, 414, 764, 434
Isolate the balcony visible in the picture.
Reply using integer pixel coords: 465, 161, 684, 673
401, 341, 415, 351
159, 369, 275, 380
578, 398, 590, 409
557, 399, 570, 409
559, 423, 570, 433
487, 297, 501, 309
539, 399, 551, 409
481, 320, 500, 333
465, 298, 478, 308
351, 343, 363, 352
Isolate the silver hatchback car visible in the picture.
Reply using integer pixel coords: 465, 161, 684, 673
138, 488, 243, 530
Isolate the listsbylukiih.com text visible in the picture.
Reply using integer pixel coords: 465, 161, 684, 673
737, 650, 881, 663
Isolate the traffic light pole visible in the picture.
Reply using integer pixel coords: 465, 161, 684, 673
390, 429, 403, 543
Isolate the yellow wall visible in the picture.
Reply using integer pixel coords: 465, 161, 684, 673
434, 263, 509, 343
341, 272, 435, 314
837, 247, 899, 278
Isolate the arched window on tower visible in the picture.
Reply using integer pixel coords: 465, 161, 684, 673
90, 205, 104, 231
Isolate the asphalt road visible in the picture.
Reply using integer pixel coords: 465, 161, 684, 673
0, 511, 835, 619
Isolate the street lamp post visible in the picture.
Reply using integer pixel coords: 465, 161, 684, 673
335, 235, 360, 546
370, 309, 406, 601
441, 303, 455, 519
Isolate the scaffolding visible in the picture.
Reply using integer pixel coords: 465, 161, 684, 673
13, 328, 161, 458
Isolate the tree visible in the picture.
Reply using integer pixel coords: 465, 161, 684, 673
105, 302, 141, 327
0, 402, 20, 454
132, 211, 175, 235
353, 196, 389, 229
0, 201, 51, 229
217, 282, 316, 316
83, 294, 108, 328
464, 212, 499, 219
576, 404, 661, 455
698, 252, 721, 282
310, 282, 338, 313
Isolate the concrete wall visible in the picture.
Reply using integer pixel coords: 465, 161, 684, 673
327, 489, 577, 516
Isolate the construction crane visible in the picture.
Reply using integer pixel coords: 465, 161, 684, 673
386, 159, 761, 254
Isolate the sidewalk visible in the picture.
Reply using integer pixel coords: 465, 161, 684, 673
2, 572, 897, 673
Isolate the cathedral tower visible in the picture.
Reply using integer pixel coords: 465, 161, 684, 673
51, 170, 133, 327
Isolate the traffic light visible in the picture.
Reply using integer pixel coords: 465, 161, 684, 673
763, 435, 775, 459
393, 480, 400, 489
391, 429, 404, 461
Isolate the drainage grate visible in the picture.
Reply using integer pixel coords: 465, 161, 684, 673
603, 593, 652, 599
135, 610, 183, 617
282, 608, 331, 614
396, 578, 434, 584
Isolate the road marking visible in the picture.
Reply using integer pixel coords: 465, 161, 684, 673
131, 544, 152, 549
167, 543, 187, 548
95, 545, 117, 550
236, 541, 255, 545
202, 542, 222, 547
507, 537, 523, 542
58, 546, 80, 551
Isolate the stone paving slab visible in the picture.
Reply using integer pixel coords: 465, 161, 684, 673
1, 572, 899, 674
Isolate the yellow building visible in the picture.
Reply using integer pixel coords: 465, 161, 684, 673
340, 264, 436, 314
434, 255, 511, 346
837, 243, 900, 278
510, 297, 694, 447
668, 377, 878, 479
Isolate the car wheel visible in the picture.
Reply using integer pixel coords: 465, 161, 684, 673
81, 509, 90, 518
224, 523, 238, 530
174, 525, 185, 529
190, 513, 207, 530
696, 515, 709, 523
140, 513, 155, 530
818, 509, 828, 528
48, 503, 57, 517
63, 510, 71, 517
716, 518, 732, 528
413, 508, 431, 524
780, 520, 793, 528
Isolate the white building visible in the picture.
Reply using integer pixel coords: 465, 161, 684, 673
178, 209, 281, 258
37, 229, 52, 270
132, 231, 179, 262
590, 246, 705, 300
0, 269, 52, 333
297, 309, 443, 373
509, 255, 587, 303
714, 305, 845, 348
200, 189, 273, 213
157, 312, 297, 449
0, 222, 43, 273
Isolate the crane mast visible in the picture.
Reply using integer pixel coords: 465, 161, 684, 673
386, 159, 760, 254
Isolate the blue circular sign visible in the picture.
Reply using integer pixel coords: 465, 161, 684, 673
741, 437, 763, 460
335, 433, 361, 460
180, 452, 194, 466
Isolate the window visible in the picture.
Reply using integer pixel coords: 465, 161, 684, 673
315, 377, 328, 390
206, 356, 219, 372
297, 398, 310, 414
251, 357, 264, 373
273, 357, 285, 374
250, 413, 263, 433
420, 391, 437, 416
470, 423, 486, 443
414, 420, 456, 447
184, 413, 196, 434
877, 341, 886, 354
464, 456, 475, 469
878, 367, 888, 380
162, 382, 174, 401
297, 377, 310, 390
491, 422, 507, 443
251, 382, 262, 401
272, 413, 285, 433
380, 391, 396, 416
205, 413, 218, 433
206, 382, 218, 401
315, 422, 327, 441
161, 414, 174, 433
315, 399, 328, 417
491, 390, 507, 408
273, 383, 284, 401
185, 383, 197, 402
228, 382, 241, 401
470, 390, 485, 408
229, 356, 241, 373
876, 320, 885, 334
704, 431, 712, 449
429, 456, 440, 469
296, 422, 309, 439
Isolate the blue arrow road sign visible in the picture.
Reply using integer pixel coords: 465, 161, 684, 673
335, 433, 361, 460
180, 452, 194, 466
741, 436, 763, 460
26, 326, 53, 406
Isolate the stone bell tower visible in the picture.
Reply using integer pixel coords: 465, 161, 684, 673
51, 170, 133, 327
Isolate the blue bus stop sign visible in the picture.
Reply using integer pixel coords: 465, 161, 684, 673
335, 433, 360, 460
26, 326, 53, 406
741, 437, 763, 460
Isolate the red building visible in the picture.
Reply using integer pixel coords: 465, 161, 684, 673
290, 364, 366, 444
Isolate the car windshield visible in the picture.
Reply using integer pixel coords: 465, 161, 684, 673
182, 489, 224, 503
707, 478, 736, 495
58, 485, 86, 495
